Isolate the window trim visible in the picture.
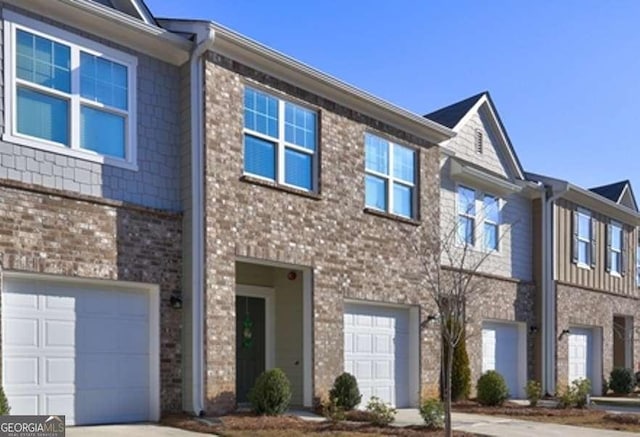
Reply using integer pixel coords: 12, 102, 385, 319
242, 86, 318, 192
454, 184, 503, 252
456, 184, 477, 247
364, 132, 418, 219
575, 208, 592, 269
482, 193, 500, 252
3, 11, 138, 171
608, 220, 623, 276
636, 241, 640, 287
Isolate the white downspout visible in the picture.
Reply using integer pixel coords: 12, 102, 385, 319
190, 27, 215, 416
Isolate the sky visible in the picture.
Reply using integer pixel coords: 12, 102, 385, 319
145, 0, 640, 192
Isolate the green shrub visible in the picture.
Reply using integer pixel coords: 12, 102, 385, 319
329, 372, 362, 411
419, 398, 444, 429
0, 387, 9, 415
476, 370, 509, 406
557, 378, 591, 409
320, 397, 345, 422
609, 368, 635, 394
365, 396, 396, 426
525, 380, 542, 407
248, 368, 292, 415
442, 320, 471, 401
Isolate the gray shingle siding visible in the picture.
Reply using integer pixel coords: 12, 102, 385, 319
0, 5, 184, 211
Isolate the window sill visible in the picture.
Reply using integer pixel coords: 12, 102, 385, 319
363, 207, 421, 226
239, 175, 322, 200
609, 271, 622, 278
576, 262, 592, 270
2, 133, 138, 171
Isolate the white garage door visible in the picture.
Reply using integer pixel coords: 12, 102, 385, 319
2, 277, 158, 425
344, 304, 409, 407
568, 328, 593, 386
482, 321, 524, 398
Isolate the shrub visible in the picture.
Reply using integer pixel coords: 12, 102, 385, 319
609, 368, 635, 394
365, 396, 397, 426
476, 370, 509, 406
557, 378, 591, 409
442, 320, 471, 401
320, 397, 345, 422
248, 368, 292, 415
0, 387, 9, 415
419, 398, 444, 429
525, 380, 542, 407
329, 372, 362, 411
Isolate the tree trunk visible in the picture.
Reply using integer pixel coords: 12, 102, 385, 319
444, 339, 454, 437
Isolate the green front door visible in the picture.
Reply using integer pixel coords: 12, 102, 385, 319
236, 295, 266, 403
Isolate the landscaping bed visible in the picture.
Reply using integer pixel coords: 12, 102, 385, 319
161, 413, 475, 436
453, 400, 640, 432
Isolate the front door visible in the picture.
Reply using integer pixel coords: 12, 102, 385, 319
236, 295, 266, 403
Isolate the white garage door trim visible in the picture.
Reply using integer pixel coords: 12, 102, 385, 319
343, 300, 419, 408
2, 271, 160, 424
568, 326, 602, 395
481, 320, 526, 398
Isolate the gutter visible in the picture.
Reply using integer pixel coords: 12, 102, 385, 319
189, 26, 215, 416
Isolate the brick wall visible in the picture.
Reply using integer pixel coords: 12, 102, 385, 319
0, 180, 183, 412
202, 52, 442, 413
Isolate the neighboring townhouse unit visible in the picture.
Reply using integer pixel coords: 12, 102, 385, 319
529, 174, 640, 395
0, 0, 193, 425
425, 92, 539, 398
161, 18, 456, 414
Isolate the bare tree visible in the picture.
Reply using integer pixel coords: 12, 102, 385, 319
403, 192, 515, 437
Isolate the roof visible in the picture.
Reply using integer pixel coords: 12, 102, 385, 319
423, 92, 486, 128
589, 180, 629, 202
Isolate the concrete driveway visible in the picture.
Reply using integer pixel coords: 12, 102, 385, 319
67, 424, 208, 436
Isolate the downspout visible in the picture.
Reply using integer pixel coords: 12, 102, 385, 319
190, 26, 215, 416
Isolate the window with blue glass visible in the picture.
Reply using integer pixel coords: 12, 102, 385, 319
483, 195, 500, 251
364, 134, 416, 218
457, 186, 476, 245
243, 87, 317, 191
7, 14, 136, 166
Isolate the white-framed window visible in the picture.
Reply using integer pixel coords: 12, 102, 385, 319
574, 209, 592, 267
636, 242, 640, 286
364, 133, 417, 219
243, 87, 317, 191
607, 221, 624, 275
3, 11, 138, 170
457, 186, 476, 246
483, 194, 500, 251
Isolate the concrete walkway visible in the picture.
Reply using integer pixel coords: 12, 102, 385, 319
393, 409, 640, 437
67, 424, 208, 436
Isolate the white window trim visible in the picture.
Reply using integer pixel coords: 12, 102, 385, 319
636, 242, 640, 287
3, 11, 138, 171
576, 208, 592, 269
364, 134, 417, 219
454, 184, 503, 253
609, 220, 623, 276
483, 194, 500, 252
243, 88, 317, 192
456, 184, 477, 247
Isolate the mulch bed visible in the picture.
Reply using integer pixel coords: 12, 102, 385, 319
162, 412, 475, 436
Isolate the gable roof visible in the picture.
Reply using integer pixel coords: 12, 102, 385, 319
88, 0, 156, 25
425, 91, 525, 180
589, 180, 638, 211
423, 92, 485, 129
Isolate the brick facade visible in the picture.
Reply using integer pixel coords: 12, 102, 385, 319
556, 283, 640, 394
202, 52, 442, 413
0, 181, 183, 412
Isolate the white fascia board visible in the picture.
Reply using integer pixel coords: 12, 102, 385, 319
565, 185, 640, 226
449, 158, 522, 197
5, 0, 192, 65
208, 23, 455, 144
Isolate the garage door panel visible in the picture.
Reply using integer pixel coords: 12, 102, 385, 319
375, 361, 391, 379
374, 335, 391, 353
482, 322, 523, 398
4, 318, 38, 347
355, 334, 372, 353
3, 279, 155, 425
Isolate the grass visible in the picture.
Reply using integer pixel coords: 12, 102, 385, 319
453, 400, 640, 433
161, 412, 475, 436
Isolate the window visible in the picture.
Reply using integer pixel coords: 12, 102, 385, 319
364, 133, 416, 218
607, 221, 624, 275
574, 210, 592, 267
483, 195, 499, 251
457, 186, 476, 245
4, 12, 137, 169
243, 87, 317, 191
475, 129, 483, 154
636, 243, 640, 286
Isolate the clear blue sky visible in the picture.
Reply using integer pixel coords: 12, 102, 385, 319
146, 0, 640, 192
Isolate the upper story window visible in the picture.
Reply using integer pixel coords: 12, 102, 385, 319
457, 186, 476, 246
607, 221, 624, 275
636, 242, 640, 286
364, 133, 417, 219
483, 195, 500, 251
573, 209, 593, 267
243, 87, 317, 191
4, 12, 137, 170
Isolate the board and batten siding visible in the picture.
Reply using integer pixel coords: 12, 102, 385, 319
554, 198, 639, 297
